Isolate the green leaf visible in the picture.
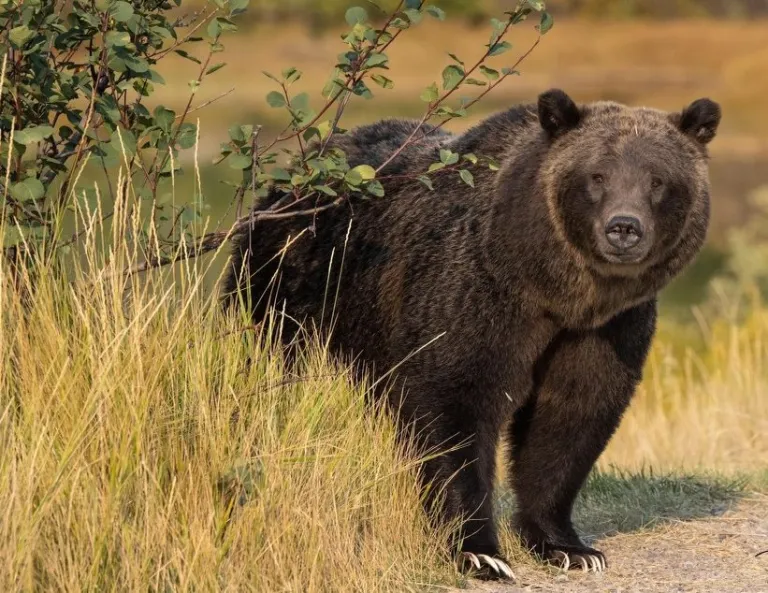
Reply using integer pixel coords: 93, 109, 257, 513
417, 175, 434, 190
480, 65, 500, 81
8, 25, 33, 48
207, 18, 221, 39
266, 91, 286, 108
109, 1, 134, 23
439, 149, 458, 165
229, 154, 252, 170
365, 53, 389, 68
303, 127, 321, 143
371, 74, 394, 89
351, 80, 373, 99
351, 164, 376, 181
420, 82, 439, 103
428, 162, 445, 173
228, 124, 246, 143
345, 7, 368, 26
538, 12, 554, 34
459, 169, 475, 188
10, 178, 45, 203
215, 17, 239, 33
290, 92, 310, 110
489, 17, 505, 46
14, 125, 54, 145
153, 105, 176, 133
447, 53, 464, 66
175, 49, 202, 64
314, 185, 337, 196
106, 31, 131, 47
488, 41, 512, 57
123, 54, 149, 74
345, 169, 363, 186
425, 5, 446, 20
148, 70, 166, 85
271, 168, 291, 182
229, 0, 250, 16
465, 78, 487, 86
462, 153, 478, 164
434, 105, 467, 118
282, 67, 301, 83
366, 180, 385, 197
206, 62, 226, 75
525, 0, 546, 10
177, 123, 198, 149
110, 127, 137, 156
441, 65, 464, 91
403, 9, 422, 24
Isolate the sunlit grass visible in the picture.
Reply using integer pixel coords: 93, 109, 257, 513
602, 294, 768, 474
0, 187, 458, 591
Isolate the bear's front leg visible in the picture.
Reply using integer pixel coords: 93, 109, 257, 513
506, 301, 656, 572
402, 383, 514, 581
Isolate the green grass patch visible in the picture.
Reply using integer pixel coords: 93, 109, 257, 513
574, 469, 745, 538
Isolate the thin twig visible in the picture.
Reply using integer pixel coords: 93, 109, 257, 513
375, 18, 541, 174
116, 197, 345, 278
178, 87, 235, 119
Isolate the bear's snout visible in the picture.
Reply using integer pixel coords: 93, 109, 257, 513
604, 215, 643, 250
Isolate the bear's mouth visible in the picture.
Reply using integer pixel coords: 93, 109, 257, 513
601, 250, 648, 265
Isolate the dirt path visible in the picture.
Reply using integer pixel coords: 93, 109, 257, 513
456, 495, 768, 593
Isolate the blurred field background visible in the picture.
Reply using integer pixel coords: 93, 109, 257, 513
3, 1, 768, 590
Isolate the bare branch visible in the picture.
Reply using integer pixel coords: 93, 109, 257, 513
116, 197, 345, 278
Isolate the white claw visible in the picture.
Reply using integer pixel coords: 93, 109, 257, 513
592, 556, 603, 572
552, 550, 570, 571
460, 553, 515, 580
498, 560, 516, 580
477, 554, 500, 574
576, 555, 589, 572
462, 552, 481, 570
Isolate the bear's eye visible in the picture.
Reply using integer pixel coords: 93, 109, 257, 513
651, 177, 663, 189
591, 173, 604, 184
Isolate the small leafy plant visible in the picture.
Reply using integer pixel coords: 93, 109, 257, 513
0, 0, 552, 279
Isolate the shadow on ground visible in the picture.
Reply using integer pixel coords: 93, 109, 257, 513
496, 469, 746, 542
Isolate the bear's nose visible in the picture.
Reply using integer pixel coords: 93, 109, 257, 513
605, 215, 643, 250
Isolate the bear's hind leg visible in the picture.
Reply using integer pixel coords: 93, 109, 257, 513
507, 302, 656, 572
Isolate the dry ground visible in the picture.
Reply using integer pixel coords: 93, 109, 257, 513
458, 495, 768, 593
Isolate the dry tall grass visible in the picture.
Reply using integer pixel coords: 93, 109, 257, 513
603, 296, 768, 474
0, 195, 457, 591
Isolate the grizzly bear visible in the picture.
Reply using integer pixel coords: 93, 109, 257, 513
222, 89, 721, 579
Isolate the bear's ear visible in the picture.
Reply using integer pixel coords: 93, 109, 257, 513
674, 98, 721, 145
537, 89, 581, 139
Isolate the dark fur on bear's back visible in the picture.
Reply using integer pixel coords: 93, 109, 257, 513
222, 89, 721, 575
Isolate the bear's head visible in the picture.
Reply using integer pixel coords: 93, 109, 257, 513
537, 88, 720, 278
